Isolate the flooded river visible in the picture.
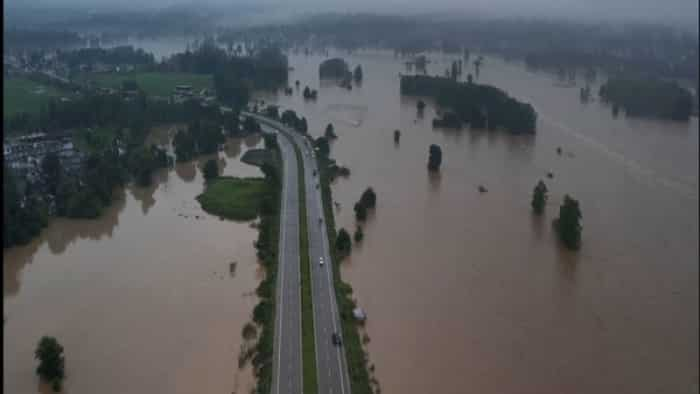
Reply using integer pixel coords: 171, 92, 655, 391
4, 130, 264, 394
258, 49, 699, 394
4, 42, 697, 394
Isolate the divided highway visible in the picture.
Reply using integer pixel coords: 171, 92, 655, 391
245, 111, 351, 394
261, 116, 302, 394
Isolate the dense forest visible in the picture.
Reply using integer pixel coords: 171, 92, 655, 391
219, 14, 698, 82
401, 75, 537, 133
57, 46, 156, 69
599, 78, 694, 121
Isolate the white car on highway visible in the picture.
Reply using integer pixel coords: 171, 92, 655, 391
319, 257, 324, 266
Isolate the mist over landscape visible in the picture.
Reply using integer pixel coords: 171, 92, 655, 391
3, 1, 698, 394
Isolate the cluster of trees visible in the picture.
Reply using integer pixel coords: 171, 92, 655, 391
599, 78, 694, 121
173, 120, 225, 162
35, 336, 65, 392
530, 180, 582, 251
353, 187, 377, 221
58, 46, 156, 69
3, 164, 49, 248
302, 86, 318, 100
314, 136, 330, 157
203, 159, 219, 181
319, 58, 350, 79
280, 109, 308, 133
427, 144, 442, 171
401, 75, 537, 133
163, 39, 288, 92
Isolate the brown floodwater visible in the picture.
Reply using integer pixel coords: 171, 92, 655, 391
257, 49, 699, 394
4, 127, 264, 394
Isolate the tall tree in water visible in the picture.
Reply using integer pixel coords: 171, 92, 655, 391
353, 65, 363, 82
427, 144, 442, 171
555, 195, 583, 250
35, 336, 65, 392
531, 180, 548, 214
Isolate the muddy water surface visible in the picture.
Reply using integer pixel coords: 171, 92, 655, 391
4, 131, 264, 394
258, 49, 698, 394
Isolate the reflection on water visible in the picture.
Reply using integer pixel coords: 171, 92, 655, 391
258, 49, 698, 394
3, 134, 265, 394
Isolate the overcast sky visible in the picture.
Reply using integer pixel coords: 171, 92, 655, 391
6, 0, 699, 28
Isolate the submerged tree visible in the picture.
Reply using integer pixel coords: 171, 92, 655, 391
354, 226, 364, 242
203, 159, 219, 181
325, 123, 337, 139
394, 129, 401, 143
354, 201, 368, 221
35, 336, 65, 392
427, 144, 442, 171
555, 195, 583, 250
353, 65, 363, 82
336, 228, 352, 253
531, 180, 548, 214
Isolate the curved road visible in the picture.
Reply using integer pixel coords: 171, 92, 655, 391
245, 111, 351, 394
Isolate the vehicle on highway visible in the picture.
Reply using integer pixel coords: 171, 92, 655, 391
332, 332, 342, 346
319, 257, 324, 266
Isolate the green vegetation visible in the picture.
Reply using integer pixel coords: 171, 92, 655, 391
196, 177, 267, 221
3, 77, 70, 119
315, 151, 375, 394
599, 78, 693, 121
531, 180, 548, 215
3, 164, 49, 248
173, 120, 225, 162
401, 75, 537, 133
353, 187, 377, 222
79, 72, 213, 97
202, 159, 219, 181
291, 137, 319, 394
314, 136, 330, 158
354, 202, 368, 221
336, 228, 352, 254
428, 144, 442, 171
554, 195, 583, 250
242, 322, 258, 341
72, 126, 117, 153
35, 336, 65, 392
325, 123, 337, 139
354, 226, 364, 243
394, 129, 401, 143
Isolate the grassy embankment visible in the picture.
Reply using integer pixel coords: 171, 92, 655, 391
78, 72, 213, 96
3, 77, 70, 119
314, 149, 375, 394
196, 177, 268, 221
290, 138, 319, 394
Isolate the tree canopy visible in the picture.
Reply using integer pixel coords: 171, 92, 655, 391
35, 336, 65, 392
555, 195, 583, 250
531, 180, 548, 214
428, 144, 442, 171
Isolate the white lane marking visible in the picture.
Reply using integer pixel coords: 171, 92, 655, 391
273, 127, 288, 394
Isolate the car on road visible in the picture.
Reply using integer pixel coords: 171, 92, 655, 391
332, 332, 342, 346
319, 257, 324, 266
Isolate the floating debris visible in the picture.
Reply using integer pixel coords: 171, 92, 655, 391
478, 185, 488, 193
547, 172, 554, 179
556, 147, 562, 155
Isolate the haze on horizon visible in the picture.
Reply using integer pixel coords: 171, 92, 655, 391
4, 0, 699, 31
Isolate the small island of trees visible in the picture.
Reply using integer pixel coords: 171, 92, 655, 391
35, 336, 65, 392
598, 78, 693, 121
401, 75, 537, 133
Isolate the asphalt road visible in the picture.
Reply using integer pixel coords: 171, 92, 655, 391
245, 112, 351, 394
258, 117, 302, 394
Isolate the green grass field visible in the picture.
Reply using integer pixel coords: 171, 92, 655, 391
3, 77, 68, 119
196, 177, 266, 221
80, 72, 213, 97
